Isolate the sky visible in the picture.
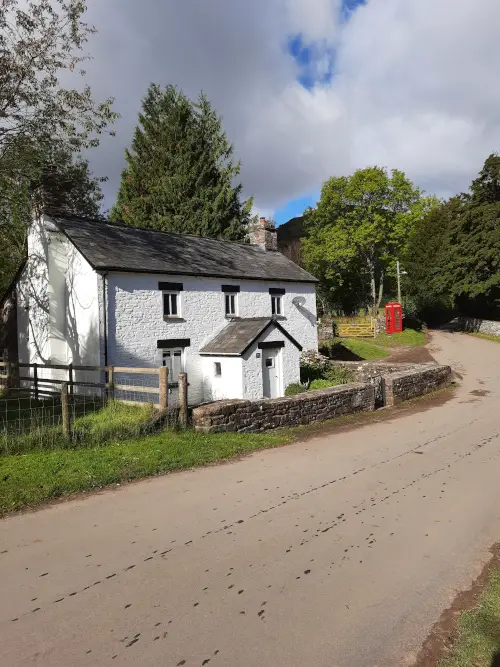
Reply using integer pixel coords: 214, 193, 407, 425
81, 0, 500, 225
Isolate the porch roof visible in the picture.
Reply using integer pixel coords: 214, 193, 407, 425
199, 317, 302, 356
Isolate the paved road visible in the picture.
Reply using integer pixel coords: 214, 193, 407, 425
2, 331, 500, 667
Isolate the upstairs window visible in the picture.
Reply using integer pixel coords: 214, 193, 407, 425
163, 292, 179, 318
225, 293, 237, 316
159, 282, 183, 319
271, 295, 282, 316
221, 285, 240, 317
269, 287, 285, 317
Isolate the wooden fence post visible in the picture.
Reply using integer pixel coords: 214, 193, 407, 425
178, 373, 188, 427
107, 366, 115, 401
159, 366, 168, 411
33, 363, 38, 401
61, 382, 71, 438
5, 361, 11, 391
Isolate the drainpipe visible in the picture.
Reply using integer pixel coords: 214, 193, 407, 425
102, 272, 108, 367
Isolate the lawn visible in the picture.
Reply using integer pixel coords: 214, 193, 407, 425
341, 338, 390, 360
323, 328, 426, 361
439, 567, 500, 667
373, 328, 426, 347
0, 428, 292, 515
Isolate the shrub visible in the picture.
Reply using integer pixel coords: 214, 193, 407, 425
284, 383, 307, 396
325, 366, 355, 385
300, 349, 330, 383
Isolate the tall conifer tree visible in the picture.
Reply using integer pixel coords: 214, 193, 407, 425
111, 84, 252, 239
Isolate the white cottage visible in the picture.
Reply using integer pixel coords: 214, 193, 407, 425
14, 214, 318, 404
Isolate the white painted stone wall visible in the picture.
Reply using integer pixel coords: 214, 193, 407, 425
107, 272, 317, 405
17, 216, 100, 392
242, 325, 301, 400
202, 356, 243, 401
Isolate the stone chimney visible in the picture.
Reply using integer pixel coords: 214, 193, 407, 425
249, 217, 278, 251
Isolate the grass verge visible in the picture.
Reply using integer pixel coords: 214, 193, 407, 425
439, 567, 500, 667
470, 332, 500, 344
0, 429, 291, 515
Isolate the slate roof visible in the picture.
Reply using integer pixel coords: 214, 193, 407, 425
52, 216, 317, 283
199, 317, 302, 356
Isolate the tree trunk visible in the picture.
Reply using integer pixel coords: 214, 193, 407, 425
376, 268, 385, 310
367, 258, 376, 315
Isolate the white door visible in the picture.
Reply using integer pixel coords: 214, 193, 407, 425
262, 348, 281, 398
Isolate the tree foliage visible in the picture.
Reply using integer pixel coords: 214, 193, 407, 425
302, 166, 432, 314
0, 0, 117, 297
111, 84, 252, 240
0, 0, 117, 158
0, 140, 104, 295
406, 154, 500, 320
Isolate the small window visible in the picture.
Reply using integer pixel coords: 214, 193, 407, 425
163, 292, 180, 318
224, 292, 237, 317
214, 362, 222, 377
162, 349, 184, 378
265, 357, 274, 368
271, 295, 282, 316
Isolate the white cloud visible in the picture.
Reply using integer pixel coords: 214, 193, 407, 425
83, 0, 500, 215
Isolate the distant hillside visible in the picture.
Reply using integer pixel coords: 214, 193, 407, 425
277, 215, 307, 266
277, 215, 306, 245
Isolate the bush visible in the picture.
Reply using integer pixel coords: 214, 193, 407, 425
325, 366, 355, 385
284, 383, 307, 396
300, 349, 331, 383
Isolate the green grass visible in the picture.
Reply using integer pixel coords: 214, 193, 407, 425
321, 328, 425, 361
439, 568, 500, 667
0, 400, 157, 455
470, 332, 500, 343
373, 328, 426, 347
0, 428, 292, 515
341, 339, 390, 359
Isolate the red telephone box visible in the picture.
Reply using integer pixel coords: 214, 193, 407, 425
385, 302, 403, 334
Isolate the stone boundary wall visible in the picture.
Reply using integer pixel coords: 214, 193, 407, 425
193, 364, 452, 433
331, 360, 419, 383
457, 316, 500, 337
193, 383, 375, 433
384, 365, 452, 406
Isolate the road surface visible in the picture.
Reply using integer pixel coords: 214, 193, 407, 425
2, 331, 500, 667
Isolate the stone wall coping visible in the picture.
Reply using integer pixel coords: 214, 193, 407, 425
193, 381, 370, 417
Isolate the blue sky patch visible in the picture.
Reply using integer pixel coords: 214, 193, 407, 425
274, 193, 318, 226
287, 34, 335, 90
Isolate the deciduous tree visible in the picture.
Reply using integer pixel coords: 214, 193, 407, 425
303, 167, 432, 313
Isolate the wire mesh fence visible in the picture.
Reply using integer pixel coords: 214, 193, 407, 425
0, 362, 188, 455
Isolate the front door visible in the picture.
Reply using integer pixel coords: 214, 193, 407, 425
262, 347, 281, 398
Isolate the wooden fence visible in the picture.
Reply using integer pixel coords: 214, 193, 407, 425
0, 362, 189, 436
0, 362, 188, 424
